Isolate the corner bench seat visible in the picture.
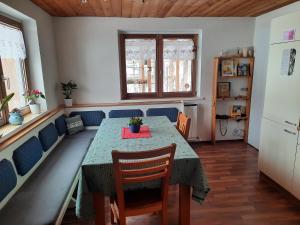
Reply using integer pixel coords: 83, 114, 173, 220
0, 130, 96, 225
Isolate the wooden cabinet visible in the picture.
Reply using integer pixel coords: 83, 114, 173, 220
259, 118, 297, 193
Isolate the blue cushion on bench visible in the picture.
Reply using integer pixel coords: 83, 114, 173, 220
13, 137, 43, 176
69, 111, 105, 126
109, 109, 143, 118
39, 123, 59, 151
55, 115, 67, 136
146, 107, 179, 122
0, 159, 17, 201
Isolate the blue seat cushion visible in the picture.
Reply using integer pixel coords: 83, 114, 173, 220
146, 107, 179, 122
55, 115, 67, 136
13, 137, 43, 176
109, 109, 143, 118
39, 123, 59, 151
69, 111, 105, 126
0, 159, 17, 201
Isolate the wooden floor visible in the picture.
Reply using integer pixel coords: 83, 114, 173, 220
62, 141, 300, 225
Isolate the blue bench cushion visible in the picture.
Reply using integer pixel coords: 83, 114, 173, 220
55, 115, 67, 136
109, 109, 143, 118
13, 137, 43, 176
0, 159, 17, 201
39, 123, 59, 151
69, 111, 105, 126
146, 107, 179, 122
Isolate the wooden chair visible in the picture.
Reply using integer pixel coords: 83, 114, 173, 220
111, 144, 176, 225
176, 112, 191, 140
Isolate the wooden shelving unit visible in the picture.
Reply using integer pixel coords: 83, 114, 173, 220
211, 57, 254, 144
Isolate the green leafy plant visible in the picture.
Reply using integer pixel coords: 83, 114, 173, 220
128, 117, 143, 126
0, 93, 14, 111
61, 81, 78, 99
24, 89, 46, 104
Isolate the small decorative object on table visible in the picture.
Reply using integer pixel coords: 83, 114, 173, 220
25, 89, 46, 114
128, 117, 143, 133
8, 108, 24, 125
61, 80, 78, 107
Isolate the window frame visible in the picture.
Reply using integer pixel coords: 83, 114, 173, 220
0, 15, 31, 126
119, 33, 198, 100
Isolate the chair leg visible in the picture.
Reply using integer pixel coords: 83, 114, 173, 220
161, 209, 168, 225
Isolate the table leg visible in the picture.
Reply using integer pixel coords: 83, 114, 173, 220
179, 184, 191, 225
93, 192, 106, 225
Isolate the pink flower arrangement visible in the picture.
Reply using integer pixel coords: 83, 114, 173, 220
24, 89, 46, 104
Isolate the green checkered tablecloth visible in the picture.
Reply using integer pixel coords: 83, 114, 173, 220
76, 116, 209, 219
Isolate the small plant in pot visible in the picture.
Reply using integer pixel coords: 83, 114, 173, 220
128, 117, 143, 133
0, 93, 14, 137
25, 89, 46, 114
61, 81, 77, 107
8, 108, 24, 125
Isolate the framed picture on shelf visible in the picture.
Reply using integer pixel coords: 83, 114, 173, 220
230, 105, 246, 117
217, 82, 231, 98
237, 64, 249, 76
221, 60, 234, 77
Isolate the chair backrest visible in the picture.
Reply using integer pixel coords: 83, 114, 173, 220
112, 144, 176, 210
146, 108, 179, 122
176, 112, 191, 140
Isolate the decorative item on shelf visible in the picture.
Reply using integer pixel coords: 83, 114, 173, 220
8, 108, 24, 125
230, 105, 246, 118
25, 89, 46, 114
221, 59, 234, 77
61, 80, 78, 107
128, 117, 143, 133
242, 47, 248, 57
217, 82, 231, 98
237, 64, 249, 76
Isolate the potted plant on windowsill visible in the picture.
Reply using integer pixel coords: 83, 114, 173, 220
0, 93, 14, 137
25, 89, 46, 114
128, 117, 143, 133
61, 80, 78, 107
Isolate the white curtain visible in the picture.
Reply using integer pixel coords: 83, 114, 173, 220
163, 39, 195, 60
0, 24, 26, 59
125, 39, 156, 61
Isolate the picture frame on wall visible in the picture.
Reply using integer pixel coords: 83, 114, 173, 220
221, 60, 234, 77
217, 82, 231, 98
230, 105, 246, 118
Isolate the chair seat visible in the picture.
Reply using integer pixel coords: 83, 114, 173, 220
115, 188, 163, 217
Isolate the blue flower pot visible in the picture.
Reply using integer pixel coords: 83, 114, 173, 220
129, 124, 141, 133
9, 112, 24, 125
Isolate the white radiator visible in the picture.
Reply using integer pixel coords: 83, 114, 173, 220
184, 103, 199, 141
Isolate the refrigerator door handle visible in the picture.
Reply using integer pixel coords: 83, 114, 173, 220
283, 129, 297, 136
284, 120, 297, 127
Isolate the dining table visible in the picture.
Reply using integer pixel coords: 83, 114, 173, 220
76, 116, 209, 225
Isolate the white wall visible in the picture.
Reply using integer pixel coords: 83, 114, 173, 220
54, 17, 255, 141
249, 1, 300, 149
0, 0, 59, 110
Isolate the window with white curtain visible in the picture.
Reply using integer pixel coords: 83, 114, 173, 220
119, 34, 197, 99
0, 16, 29, 126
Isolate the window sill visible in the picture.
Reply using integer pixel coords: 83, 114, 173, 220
0, 111, 47, 139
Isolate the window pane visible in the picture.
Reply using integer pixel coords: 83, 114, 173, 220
125, 39, 156, 93
163, 39, 195, 93
1, 58, 27, 111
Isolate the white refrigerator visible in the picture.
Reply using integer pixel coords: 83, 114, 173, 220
259, 11, 300, 198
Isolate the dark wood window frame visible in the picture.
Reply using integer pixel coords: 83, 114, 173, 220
0, 15, 30, 126
119, 33, 198, 100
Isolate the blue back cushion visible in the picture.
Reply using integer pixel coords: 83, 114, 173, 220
0, 159, 17, 201
55, 115, 67, 136
39, 123, 59, 151
69, 111, 105, 126
109, 109, 143, 118
13, 137, 43, 176
146, 108, 179, 122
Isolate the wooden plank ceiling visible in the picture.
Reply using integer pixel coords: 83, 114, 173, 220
31, 0, 298, 17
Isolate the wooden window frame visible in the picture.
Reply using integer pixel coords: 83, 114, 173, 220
0, 15, 31, 126
119, 33, 198, 100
